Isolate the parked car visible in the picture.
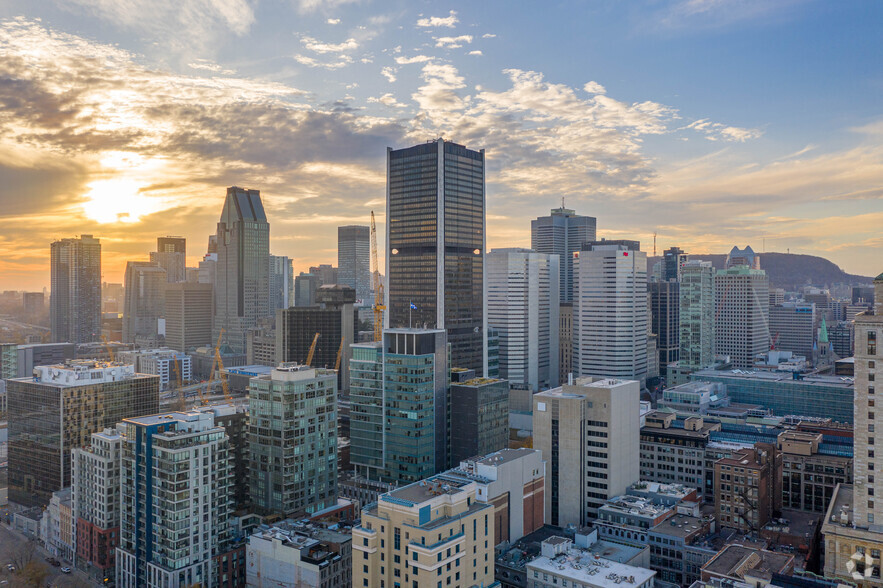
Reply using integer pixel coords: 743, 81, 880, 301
60, 567, 71, 574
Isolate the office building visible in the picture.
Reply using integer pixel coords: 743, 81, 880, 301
650, 279, 680, 374
276, 284, 357, 392
558, 302, 573, 383
309, 264, 338, 287
714, 266, 770, 368
679, 260, 715, 375
714, 444, 782, 532
268, 254, 294, 315
769, 302, 816, 361
662, 246, 687, 282
690, 368, 854, 423
72, 427, 123, 583
149, 250, 186, 283
294, 272, 319, 307
122, 261, 167, 345
656, 381, 729, 415
248, 364, 338, 517
487, 248, 560, 391
118, 348, 191, 391
779, 430, 852, 513
640, 412, 722, 494
14, 342, 76, 377
247, 328, 276, 366
7, 361, 159, 505
573, 240, 648, 382
51, 234, 102, 344
386, 139, 487, 374
725, 245, 760, 269
1, 342, 17, 379
533, 377, 641, 526
830, 321, 854, 358
349, 328, 449, 484
156, 235, 186, 255
164, 282, 213, 352
449, 377, 509, 465
527, 535, 655, 588
22, 291, 44, 315
770, 288, 786, 307
214, 186, 270, 354
246, 521, 351, 588
822, 273, 883, 582
701, 545, 794, 585
353, 473, 498, 588
116, 410, 234, 588
338, 225, 371, 305
531, 206, 597, 303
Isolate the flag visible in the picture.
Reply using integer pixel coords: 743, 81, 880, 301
410, 302, 417, 310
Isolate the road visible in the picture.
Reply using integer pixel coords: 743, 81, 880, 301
0, 523, 99, 587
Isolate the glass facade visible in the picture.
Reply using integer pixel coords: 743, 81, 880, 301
7, 371, 159, 506
50, 235, 102, 344
387, 140, 485, 373
349, 343, 384, 474
449, 378, 509, 465
531, 207, 597, 303
248, 367, 338, 516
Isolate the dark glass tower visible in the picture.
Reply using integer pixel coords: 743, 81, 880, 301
386, 139, 486, 373
50, 235, 101, 344
531, 207, 597, 303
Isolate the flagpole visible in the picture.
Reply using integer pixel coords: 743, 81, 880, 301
409, 300, 412, 328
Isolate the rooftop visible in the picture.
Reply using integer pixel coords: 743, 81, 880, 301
471, 447, 538, 468
528, 550, 655, 587
600, 495, 672, 519
381, 473, 473, 507
650, 513, 709, 539
693, 368, 854, 389
16, 360, 150, 387
702, 544, 794, 580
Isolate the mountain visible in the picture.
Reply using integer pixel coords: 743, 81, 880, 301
648, 252, 874, 291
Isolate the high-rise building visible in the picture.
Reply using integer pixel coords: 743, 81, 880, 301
679, 260, 715, 373
118, 348, 191, 392
349, 328, 450, 484
769, 302, 816, 361
156, 236, 186, 255
276, 284, 357, 392
661, 246, 687, 281
309, 264, 338, 287
649, 280, 680, 374
725, 245, 760, 269
533, 377, 641, 526
116, 410, 234, 588
248, 364, 338, 517
0, 342, 16, 379
268, 254, 293, 315
121, 261, 167, 345
714, 266, 770, 368
573, 240, 648, 383
822, 276, 883, 583
51, 235, 102, 344
353, 473, 497, 588
7, 361, 159, 505
22, 291, 45, 315
14, 342, 76, 378
72, 427, 123, 584
449, 377, 509, 465
487, 248, 560, 392
294, 272, 319, 307
386, 139, 486, 373
337, 225, 371, 305
558, 302, 573, 383
149, 250, 186, 283
214, 186, 270, 354
164, 282, 213, 352
531, 206, 597, 303
714, 444, 782, 532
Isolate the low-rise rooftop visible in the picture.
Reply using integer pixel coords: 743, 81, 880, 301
702, 544, 794, 581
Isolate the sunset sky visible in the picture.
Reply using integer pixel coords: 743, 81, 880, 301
0, 0, 881, 290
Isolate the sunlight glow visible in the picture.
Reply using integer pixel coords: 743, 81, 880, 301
81, 178, 158, 224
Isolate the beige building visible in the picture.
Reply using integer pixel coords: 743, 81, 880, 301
353, 474, 499, 588
533, 377, 640, 527
822, 273, 883, 583
778, 430, 853, 514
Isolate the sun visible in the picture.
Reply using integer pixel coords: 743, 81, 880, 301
81, 178, 159, 224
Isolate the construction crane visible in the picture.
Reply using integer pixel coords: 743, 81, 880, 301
334, 337, 345, 371
305, 332, 320, 367
214, 345, 232, 404
370, 210, 385, 342
101, 335, 115, 362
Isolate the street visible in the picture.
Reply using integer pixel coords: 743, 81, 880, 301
0, 523, 98, 587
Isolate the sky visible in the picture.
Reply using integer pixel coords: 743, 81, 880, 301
0, 0, 881, 290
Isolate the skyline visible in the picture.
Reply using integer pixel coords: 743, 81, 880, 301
1, 1, 882, 290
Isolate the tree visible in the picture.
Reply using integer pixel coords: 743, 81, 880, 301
8, 538, 35, 571
17, 561, 48, 587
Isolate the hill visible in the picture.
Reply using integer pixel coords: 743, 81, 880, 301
648, 252, 873, 291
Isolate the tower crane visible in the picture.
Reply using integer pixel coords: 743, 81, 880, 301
335, 337, 345, 371
370, 210, 385, 342
101, 335, 115, 362
305, 332, 320, 367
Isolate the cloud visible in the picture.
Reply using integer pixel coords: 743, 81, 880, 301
649, 0, 807, 31
381, 66, 397, 82
685, 118, 763, 142
294, 53, 353, 69
368, 93, 408, 109
416, 10, 458, 28
395, 54, 432, 65
301, 35, 358, 53
468, 50, 482, 56
188, 59, 236, 75
294, 0, 359, 15
327, 18, 340, 24
583, 81, 606, 95
434, 35, 473, 48
482, 33, 496, 38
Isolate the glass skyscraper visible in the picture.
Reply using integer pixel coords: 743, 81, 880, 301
50, 234, 102, 344
531, 207, 597, 303
337, 225, 371, 305
214, 187, 270, 353
386, 140, 486, 374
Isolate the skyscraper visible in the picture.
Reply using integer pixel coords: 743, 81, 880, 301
50, 235, 101, 344
661, 246, 687, 281
121, 261, 166, 345
386, 139, 486, 373
149, 250, 185, 283
649, 280, 680, 374
573, 240, 648, 383
487, 248, 560, 391
725, 245, 760, 269
678, 260, 715, 373
714, 266, 770, 368
214, 186, 270, 354
337, 225, 371, 305
156, 236, 186, 255
531, 206, 597, 303
164, 282, 213, 352
268, 254, 293, 314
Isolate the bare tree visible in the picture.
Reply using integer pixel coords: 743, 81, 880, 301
9, 538, 36, 571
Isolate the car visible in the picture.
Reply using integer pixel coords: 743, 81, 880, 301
60, 567, 71, 574
50, 560, 60, 567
